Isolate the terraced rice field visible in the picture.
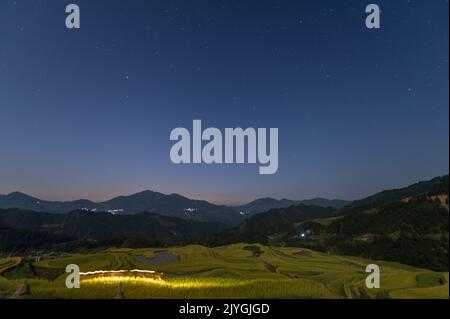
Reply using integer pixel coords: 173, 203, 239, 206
0, 244, 447, 299
0, 258, 21, 274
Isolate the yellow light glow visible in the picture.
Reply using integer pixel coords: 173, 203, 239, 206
82, 276, 251, 289
79, 269, 253, 289
82, 276, 163, 285
80, 269, 160, 276
79, 269, 163, 284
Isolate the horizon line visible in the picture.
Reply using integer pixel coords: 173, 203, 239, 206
1, 173, 448, 206
0, 189, 351, 207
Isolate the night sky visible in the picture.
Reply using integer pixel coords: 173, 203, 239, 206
0, 0, 448, 204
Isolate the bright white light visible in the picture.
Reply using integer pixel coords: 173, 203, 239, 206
79, 269, 159, 276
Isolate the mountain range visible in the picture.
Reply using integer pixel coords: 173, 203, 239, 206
0, 191, 241, 225
0, 190, 349, 225
0, 175, 448, 271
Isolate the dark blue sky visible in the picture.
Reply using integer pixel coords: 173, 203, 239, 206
0, 0, 448, 204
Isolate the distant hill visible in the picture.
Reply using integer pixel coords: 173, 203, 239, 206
299, 198, 350, 209
339, 175, 449, 215
0, 192, 98, 213
206, 204, 337, 245
318, 200, 449, 271
0, 191, 242, 225
0, 208, 228, 251
208, 175, 449, 271
233, 198, 299, 215
0, 192, 96, 214
234, 197, 350, 216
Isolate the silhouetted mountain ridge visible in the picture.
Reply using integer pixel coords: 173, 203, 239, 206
0, 190, 241, 225
0, 190, 351, 225
234, 197, 350, 216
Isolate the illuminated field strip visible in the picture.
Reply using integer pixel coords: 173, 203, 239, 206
82, 276, 164, 285
82, 276, 254, 288
79, 269, 163, 285
79, 269, 254, 288
79, 269, 161, 276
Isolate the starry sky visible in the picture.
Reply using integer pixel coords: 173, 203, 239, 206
0, 0, 448, 205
